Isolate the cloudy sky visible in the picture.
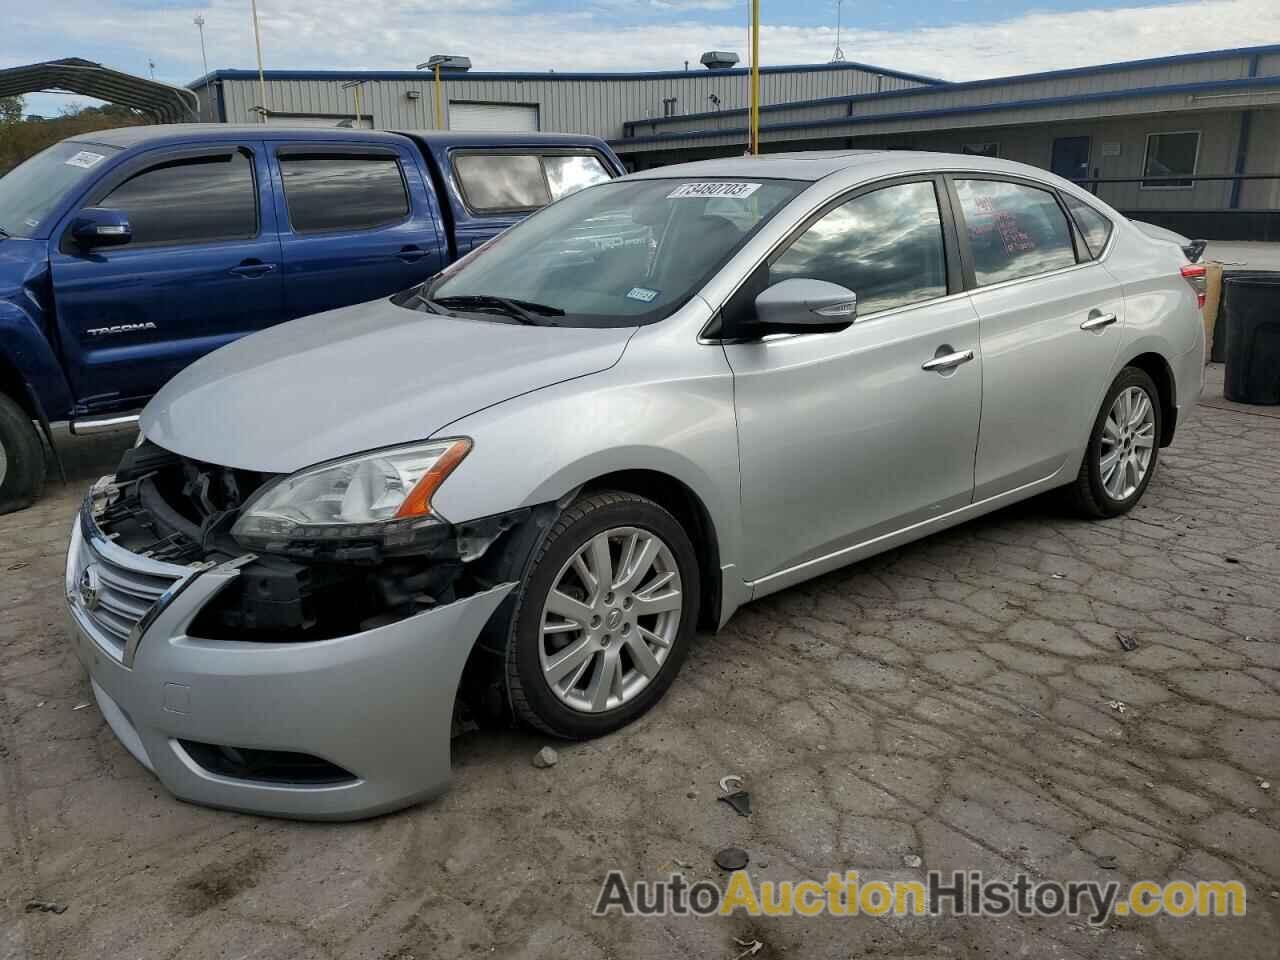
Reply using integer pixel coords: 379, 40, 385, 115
6, 0, 1280, 115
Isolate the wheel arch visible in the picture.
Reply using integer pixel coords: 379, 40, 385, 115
578, 468, 723, 632
1122, 351, 1177, 447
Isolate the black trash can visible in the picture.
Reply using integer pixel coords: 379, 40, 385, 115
1213, 270, 1277, 363
1221, 273, 1280, 405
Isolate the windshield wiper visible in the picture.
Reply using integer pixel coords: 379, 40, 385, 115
432, 295, 564, 326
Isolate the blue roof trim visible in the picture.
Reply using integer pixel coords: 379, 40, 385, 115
188, 59, 942, 90
610, 73, 1280, 148
625, 41, 1280, 131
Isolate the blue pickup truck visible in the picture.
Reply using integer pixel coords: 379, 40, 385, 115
0, 125, 624, 512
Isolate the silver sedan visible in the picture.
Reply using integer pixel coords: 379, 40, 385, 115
66, 151, 1205, 818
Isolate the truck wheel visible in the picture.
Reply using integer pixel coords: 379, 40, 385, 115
503, 490, 699, 739
0, 392, 47, 515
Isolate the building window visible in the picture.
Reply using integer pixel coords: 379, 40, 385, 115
961, 143, 999, 158
1142, 131, 1200, 189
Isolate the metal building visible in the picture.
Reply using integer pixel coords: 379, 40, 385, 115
192, 43, 1280, 236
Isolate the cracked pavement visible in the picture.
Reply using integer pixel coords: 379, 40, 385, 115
1, 364, 1277, 959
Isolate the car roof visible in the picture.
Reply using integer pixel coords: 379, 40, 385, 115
67, 124, 610, 151
624, 149, 1079, 187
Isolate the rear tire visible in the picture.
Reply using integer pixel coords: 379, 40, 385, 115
1064, 366, 1161, 519
0, 392, 46, 516
504, 490, 700, 740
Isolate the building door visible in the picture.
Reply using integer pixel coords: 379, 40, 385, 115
1050, 136, 1091, 182
447, 102, 539, 132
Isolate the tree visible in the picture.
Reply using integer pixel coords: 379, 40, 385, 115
0, 96, 23, 125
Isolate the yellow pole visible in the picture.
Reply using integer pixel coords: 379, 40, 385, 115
251, 0, 268, 122
354, 86, 362, 126
750, 0, 760, 154
434, 64, 443, 129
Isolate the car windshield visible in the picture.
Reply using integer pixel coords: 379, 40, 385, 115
0, 140, 122, 239
415, 177, 805, 327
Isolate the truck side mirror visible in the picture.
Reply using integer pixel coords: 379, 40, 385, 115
71, 208, 133, 249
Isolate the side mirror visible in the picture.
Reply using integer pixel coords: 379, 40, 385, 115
70, 208, 132, 249
751, 277, 857, 334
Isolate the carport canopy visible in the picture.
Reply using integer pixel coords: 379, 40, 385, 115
0, 57, 198, 122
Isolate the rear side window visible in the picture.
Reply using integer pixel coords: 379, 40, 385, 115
770, 180, 948, 316
453, 152, 613, 212
279, 155, 409, 233
954, 179, 1078, 286
1063, 194, 1114, 258
543, 154, 611, 200
101, 151, 256, 245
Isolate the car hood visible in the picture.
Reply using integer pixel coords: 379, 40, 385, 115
140, 298, 636, 473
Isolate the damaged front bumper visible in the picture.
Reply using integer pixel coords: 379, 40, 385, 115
65, 495, 513, 820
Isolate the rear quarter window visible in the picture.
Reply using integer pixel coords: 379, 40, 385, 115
1063, 194, 1115, 258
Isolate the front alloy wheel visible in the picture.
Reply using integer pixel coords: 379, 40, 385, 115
505, 490, 699, 739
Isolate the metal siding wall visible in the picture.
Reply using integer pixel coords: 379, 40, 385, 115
222, 65, 921, 138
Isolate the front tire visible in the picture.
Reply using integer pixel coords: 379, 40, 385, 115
0, 392, 47, 516
504, 490, 700, 739
1065, 366, 1161, 519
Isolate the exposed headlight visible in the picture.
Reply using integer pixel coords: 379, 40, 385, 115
231, 438, 471, 556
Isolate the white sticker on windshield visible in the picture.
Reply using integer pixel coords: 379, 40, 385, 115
64, 151, 106, 169
626, 286, 660, 303
667, 181, 761, 200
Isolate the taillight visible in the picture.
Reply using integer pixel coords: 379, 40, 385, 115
1181, 263, 1207, 309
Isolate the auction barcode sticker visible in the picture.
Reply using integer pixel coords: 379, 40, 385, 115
667, 182, 761, 200
64, 151, 106, 169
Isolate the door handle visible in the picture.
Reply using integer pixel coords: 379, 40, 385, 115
921, 349, 975, 373
397, 245, 428, 263
1080, 312, 1118, 331
230, 261, 275, 278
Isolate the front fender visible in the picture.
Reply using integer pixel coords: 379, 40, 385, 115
0, 289, 74, 421
430, 334, 744, 610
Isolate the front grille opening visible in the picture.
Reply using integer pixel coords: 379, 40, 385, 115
178, 740, 357, 786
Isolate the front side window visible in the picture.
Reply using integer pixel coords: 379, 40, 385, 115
0, 140, 122, 238
1063, 194, 1114, 258
279, 155, 409, 233
100, 151, 256, 246
770, 180, 948, 316
418, 178, 805, 327
1143, 132, 1199, 189
954, 179, 1077, 286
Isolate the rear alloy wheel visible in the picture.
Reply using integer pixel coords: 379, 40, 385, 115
1065, 366, 1162, 519
505, 491, 699, 739
0, 392, 47, 516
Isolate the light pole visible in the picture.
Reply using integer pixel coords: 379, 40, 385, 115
194, 15, 211, 121
250, 0, 268, 122
416, 56, 470, 130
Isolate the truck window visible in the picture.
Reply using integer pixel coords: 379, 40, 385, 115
278, 155, 410, 234
543, 155, 611, 200
453, 154, 549, 212
452, 152, 613, 213
0, 140, 122, 238
100, 151, 257, 246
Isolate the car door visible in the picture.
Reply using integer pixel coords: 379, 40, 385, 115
722, 177, 983, 583
270, 140, 445, 320
948, 176, 1125, 499
49, 142, 282, 409
448, 149, 615, 254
